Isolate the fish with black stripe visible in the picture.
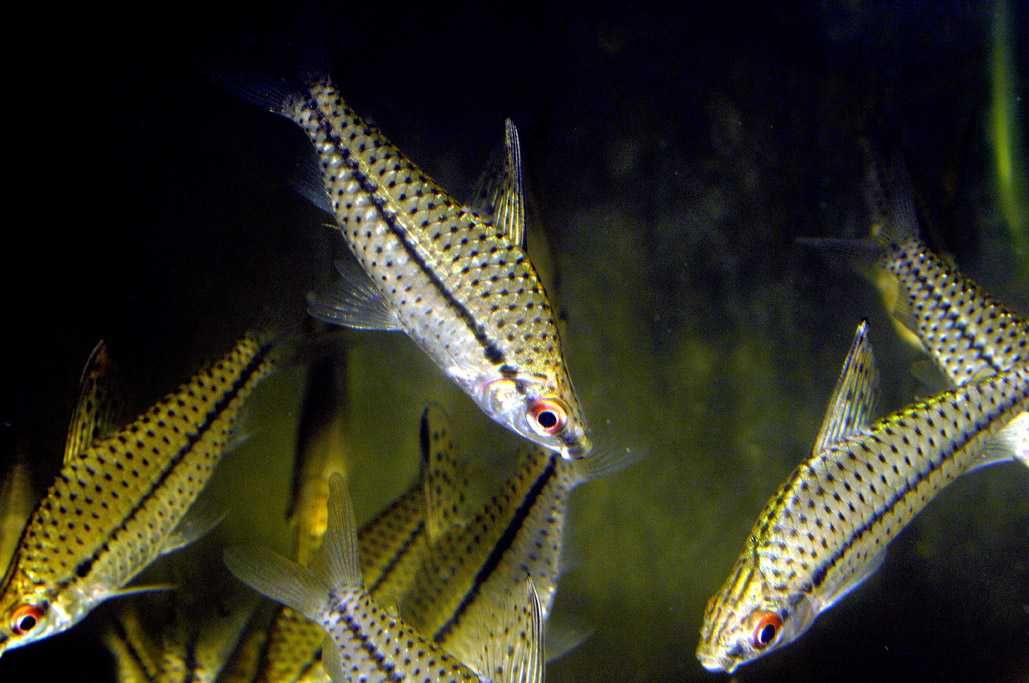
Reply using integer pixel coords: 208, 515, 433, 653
697, 321, 1027, 673
223, 404, 471, 683
224, 474, 544, 683
239, 75, 591, 460
0, 332, 276, 657
400, 409, 630, 668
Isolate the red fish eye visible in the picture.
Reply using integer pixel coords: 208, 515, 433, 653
751, 611, 782, 650
528, 399, 567, 436
11, 604, 44, 635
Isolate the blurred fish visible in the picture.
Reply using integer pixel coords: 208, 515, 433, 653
401, 408, 629, 667
102, 602, 160, 683
287, 354, 350, 567
0, 456, 33, 577
0, 332, 276, 657
225, 474, 544, 683
242, 75, 592, 459
229, 405, 471, 683
104, 589, 258, 683
697, 322, 1028, 673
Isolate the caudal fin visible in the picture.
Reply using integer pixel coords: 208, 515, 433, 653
224, 473, 364, 621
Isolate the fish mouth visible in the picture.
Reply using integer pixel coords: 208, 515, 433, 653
696, 646, 736, 674
698, 654, 735, 674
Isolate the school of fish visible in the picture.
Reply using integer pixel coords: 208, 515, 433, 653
1, 68, 1025, 682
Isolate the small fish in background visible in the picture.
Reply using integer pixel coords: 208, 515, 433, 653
400, 407, 632, 668
224, 474, 544, 683
0, 332, 276, 658
0, 453, 34, 578
103, 586, 258, 683
223, 404, 472, 683
238, 75, 592, 460
287, 353, 351, 568
697, 322, 1028, 673
102, 601, 161, 683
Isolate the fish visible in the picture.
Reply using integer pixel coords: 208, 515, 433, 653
0, 332, 276, 657
287, 354, 351, 568
400, 408, 629, 667
103, 590, 259, 683
243, 75, 591, 459
229, 405, 471, 683
863, 156, 1028, 391
102, 602, 161, 683
0, 456, 34, 578
224, 473, 545, 683
696, 321, 1028, 673
3, 340, 127, 577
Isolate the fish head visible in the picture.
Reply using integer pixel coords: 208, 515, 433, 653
481, 372, 591, 459
0, 581, 67, 657
696, 553, 817, 674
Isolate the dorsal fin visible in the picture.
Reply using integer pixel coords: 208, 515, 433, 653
469, 119, 527, 248
64, 340, 126, 464
419, 404, 471, 542
812, 321, 880, 453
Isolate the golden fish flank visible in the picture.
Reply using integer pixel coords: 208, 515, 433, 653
232, 405, 470, 683
0, 333, 274, 657
866, 156, 1029, 387
260, 75, 590, 459
697, 322, 1028, 673
224, 475, 544, 683
400, 406, 625, 668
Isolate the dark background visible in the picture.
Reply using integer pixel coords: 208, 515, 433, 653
4, 1, 1027, 681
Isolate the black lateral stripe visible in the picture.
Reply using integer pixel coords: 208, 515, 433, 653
909, 260, 1005, 374
808, 379, 1025, 592
340, 608, 395, 674
183, 630, 200, 683
366, 520, 425, 596
307, 97, 506, 366
111, 615, 158, 681
434, 455, 557, 641
56, 342, 271, 591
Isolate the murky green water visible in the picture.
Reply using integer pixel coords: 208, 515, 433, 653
4, 2, 1027, 681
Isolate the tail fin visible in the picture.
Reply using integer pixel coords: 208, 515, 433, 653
224, 474, 363, 621
860, 141, 923, 247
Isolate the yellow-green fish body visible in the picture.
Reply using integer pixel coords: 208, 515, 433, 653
234, 406, 470, 683
0, 333, 275, 656
0, 458, 33, 577
697, 323, 1028, 673
225, 475, 544, 683
401, 415, 618, 667
863, 156, 1029, 388
254, 75, 591, 459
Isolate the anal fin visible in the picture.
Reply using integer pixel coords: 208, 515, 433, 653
307, 258, 402, 332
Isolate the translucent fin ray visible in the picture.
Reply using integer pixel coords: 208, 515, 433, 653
812, 321, 880, 453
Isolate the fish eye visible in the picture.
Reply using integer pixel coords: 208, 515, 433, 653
528, 399, 567, 436
751, 611, 782, 650
11, 604, 44, 636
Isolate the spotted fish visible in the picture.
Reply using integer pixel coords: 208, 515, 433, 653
224, 474, 544, 683
228, 405, 471, 683
401, 408, 628, 668
246, 75, 591, 459
697, 322, 1028, 673
0, 332, 275, 657
863, 157, 1029, 390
